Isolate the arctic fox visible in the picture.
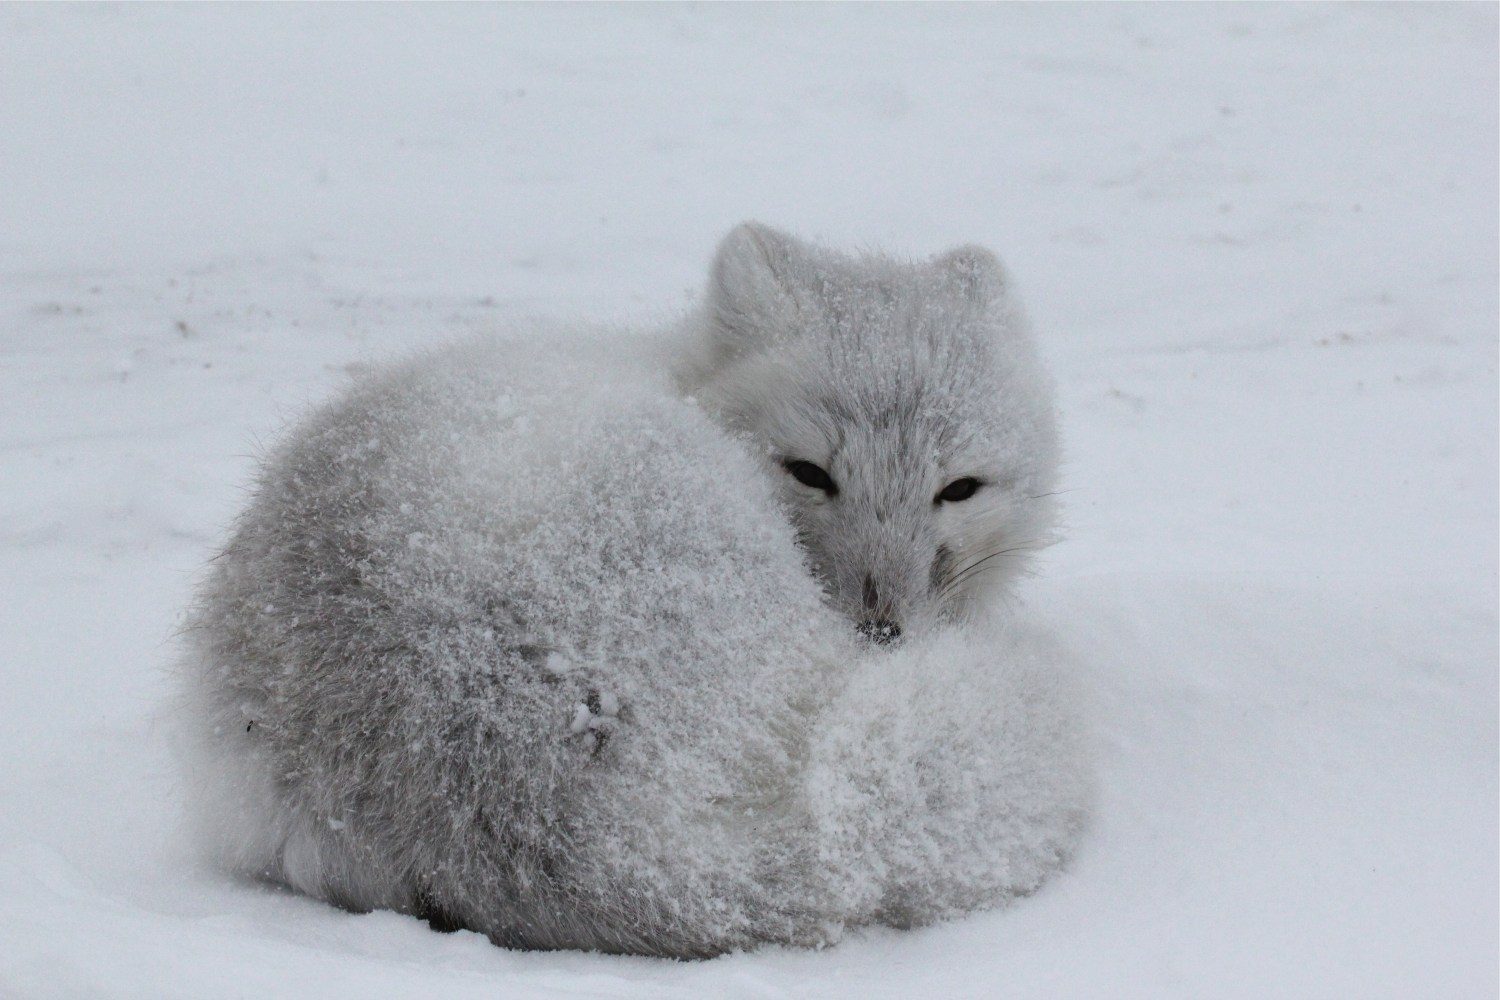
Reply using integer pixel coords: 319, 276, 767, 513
176, 224, 1085, 958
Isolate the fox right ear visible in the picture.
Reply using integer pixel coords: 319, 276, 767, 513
706, 222, 804, 356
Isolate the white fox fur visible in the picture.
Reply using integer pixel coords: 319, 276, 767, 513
176, 224, 1089, 958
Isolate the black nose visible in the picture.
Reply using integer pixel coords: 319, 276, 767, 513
857, 619, 902, 644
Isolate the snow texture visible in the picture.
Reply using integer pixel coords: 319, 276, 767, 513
1, 4, 1495, 998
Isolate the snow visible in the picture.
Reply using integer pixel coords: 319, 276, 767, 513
1, 3, 1494, 997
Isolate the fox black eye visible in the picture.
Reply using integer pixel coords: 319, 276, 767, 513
783, 459, 838, 496
935, 477, 982, 504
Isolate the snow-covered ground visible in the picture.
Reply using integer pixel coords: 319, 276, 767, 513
1, 4, 1494, 997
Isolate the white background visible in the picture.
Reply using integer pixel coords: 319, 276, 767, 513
1, 5, 1495, 997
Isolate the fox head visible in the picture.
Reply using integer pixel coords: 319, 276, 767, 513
684, 223, 1060, 642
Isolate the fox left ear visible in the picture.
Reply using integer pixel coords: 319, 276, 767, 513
706, 222, 806, 357
934, 245, 1009, 306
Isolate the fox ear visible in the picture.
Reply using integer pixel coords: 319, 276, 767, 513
706, 222, 805, 355
933, 244, 1008, 306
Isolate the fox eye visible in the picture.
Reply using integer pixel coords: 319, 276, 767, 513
782, 459, 839, 496
935, 477, 982, 504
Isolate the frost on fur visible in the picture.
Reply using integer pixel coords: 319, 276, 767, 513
175, 226, 1089, 958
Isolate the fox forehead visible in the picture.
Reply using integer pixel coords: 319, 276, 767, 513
749, 340, 1006, 455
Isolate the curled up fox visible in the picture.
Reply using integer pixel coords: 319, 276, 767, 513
177, 223, 1089, 958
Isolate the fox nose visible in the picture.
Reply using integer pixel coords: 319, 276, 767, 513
858, 576, 901, 643
857, 619, 902, 644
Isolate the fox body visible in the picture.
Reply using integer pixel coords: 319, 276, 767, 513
177, 225, 1085, 957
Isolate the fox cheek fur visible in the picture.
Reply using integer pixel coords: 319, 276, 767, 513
682, 222, 1061, 640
